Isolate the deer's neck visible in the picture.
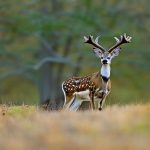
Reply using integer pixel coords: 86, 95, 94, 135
100, 64, 111, 80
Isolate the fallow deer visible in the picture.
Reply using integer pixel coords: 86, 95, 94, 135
62, 33, 132, 111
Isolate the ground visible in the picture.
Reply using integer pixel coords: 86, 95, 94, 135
0, 104, 150, 150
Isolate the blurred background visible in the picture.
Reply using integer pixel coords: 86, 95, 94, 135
0, 0, 149, 108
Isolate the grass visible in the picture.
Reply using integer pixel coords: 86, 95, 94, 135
0, 104, 150, 150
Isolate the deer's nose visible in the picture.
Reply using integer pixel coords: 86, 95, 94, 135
102, 60, 108, 64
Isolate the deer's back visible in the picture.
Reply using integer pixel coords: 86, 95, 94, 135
62, 72, 102, 95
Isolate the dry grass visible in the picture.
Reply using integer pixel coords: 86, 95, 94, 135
0, 104, 150, 150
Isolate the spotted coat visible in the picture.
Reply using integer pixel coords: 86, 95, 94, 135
62, 72, 111, 104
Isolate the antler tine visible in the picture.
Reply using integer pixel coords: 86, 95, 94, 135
84, 35, 105, 52
108, 33, 132, 53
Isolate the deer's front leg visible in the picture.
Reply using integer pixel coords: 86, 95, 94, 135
99, 97, 106, 111
98, 91, 109, 111
89, 91, 95, 110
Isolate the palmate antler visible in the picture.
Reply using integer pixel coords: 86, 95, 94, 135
84, 35, 106, 52
108, 33, 132, 53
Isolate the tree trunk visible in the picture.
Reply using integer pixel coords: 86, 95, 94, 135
38, 38, 58, 110
39, 62, 57, 110
53, 36, 73, 107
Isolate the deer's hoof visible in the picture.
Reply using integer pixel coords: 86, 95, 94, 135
98, 107, 102, 111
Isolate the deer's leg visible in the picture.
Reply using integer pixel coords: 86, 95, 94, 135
69, 100, 82, 111
98, 92, 108, 111
89, 91, 95, 110
65, 95, 75, 110
99, 98, 105, 111
66, 95, 82, 111
62, 82, 66, 107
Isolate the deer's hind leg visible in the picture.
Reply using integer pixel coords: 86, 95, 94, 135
64, 94, 74, 109
67, 95, 82, 111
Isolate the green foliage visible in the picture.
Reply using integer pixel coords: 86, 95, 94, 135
0, 0, 149, 104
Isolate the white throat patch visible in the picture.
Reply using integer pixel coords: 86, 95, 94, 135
101, 65, 111, 78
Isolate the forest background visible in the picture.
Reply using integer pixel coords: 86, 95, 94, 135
0, 0, 149, 109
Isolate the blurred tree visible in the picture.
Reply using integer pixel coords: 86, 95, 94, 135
0, 0, 149, 108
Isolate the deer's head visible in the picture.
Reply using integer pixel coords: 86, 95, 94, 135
84, 33, 132, 65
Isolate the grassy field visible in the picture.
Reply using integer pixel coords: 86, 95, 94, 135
0, 104, 150, 150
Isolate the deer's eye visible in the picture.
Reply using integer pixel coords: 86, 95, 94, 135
101, 57, 103, 59
107, 57, 110, 59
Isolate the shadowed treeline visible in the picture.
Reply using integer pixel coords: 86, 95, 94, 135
0, 0, 149, 108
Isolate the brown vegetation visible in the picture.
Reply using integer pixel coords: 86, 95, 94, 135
0, 104, 150, 150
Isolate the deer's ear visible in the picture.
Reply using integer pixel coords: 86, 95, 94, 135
111, 47, 122, 57
93, 48, 103, 58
